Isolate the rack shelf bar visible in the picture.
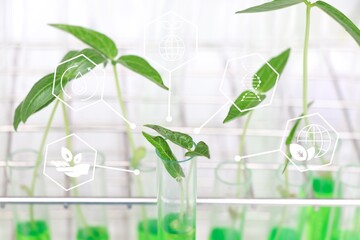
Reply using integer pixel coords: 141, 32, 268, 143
1, 197, 360, 207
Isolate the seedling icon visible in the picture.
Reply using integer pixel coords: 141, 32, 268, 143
51, 147, 90, 178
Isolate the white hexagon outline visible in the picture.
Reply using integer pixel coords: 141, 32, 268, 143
43, 133, 98, 191
219, 53, 280, 113
279, 112, 340, 172
143, 11, 198, 72
52, 54, 105, 112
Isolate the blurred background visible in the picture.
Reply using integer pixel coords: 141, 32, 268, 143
1, 0, 360, 239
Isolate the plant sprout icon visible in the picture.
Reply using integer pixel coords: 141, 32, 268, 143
51, 147, 90, 178
290, 124, 331, 162
240, 65, 262, 102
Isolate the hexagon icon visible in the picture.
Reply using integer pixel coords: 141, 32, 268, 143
219, 53, 279, 112
144, 11, 198, 72
280, 113, 339, 172
43, 134, 97, 191
53, 54, 105, 111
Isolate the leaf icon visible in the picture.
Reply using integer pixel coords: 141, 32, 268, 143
74, 153, 82, 164
290, 144, 307, 161
307, 146, 316, 161
61, 147, 73, 162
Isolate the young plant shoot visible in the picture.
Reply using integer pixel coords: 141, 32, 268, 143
236, 0, 360, 167
237, 1, 360, 239
142, 124, 210, 181
223, 48, 291, 159
142, 124, 209, 240
219, 49, 291, 238
12, 24, 166, 239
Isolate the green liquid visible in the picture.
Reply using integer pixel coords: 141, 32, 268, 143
76, 226, 109, 240
337, 230, 360, 240
159, 213, 195, 240
16, 220, 51, 240
209, 227, 241, 240
307, 177, 340, 240
268, 227, 299, 240
138, 218, 158, 240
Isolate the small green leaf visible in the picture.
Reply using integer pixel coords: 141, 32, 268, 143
130, 146, 147, 169
223, 91, 266, 123
117, 55, 168, 90
17, 49, 106, 127
142, 132, 185, 180
185, 141, 210, 159
255, 48, 291, 92
236, 0, 303, 14
20, 185, 31, 196
13, 102, 23, 131
49, 24, 118, 59
144, 124, 194, 150
315, 1, 360, 46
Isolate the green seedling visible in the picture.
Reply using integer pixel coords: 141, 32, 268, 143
12, 24, 166, 235
236, 0, 360, 161
219, 49, 291, 236
142, 124, 210, 181
223, 48, 291, 159
237, 1, 360, 239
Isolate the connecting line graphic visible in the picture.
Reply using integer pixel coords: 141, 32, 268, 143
234, 149, 281, 162
95, 164, 140, 176
194, 100, 231, 134
166, 72, 173, 122
101, 100, 136, 129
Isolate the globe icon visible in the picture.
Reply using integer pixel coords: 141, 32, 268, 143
159, 35, 185, 61
296, 124, 331, 158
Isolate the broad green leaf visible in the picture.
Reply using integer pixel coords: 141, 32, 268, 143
142, 132, 185, 180
17, 49, 106, 126
144, 124, 194, 150
19, 73, 54, 124
117, 55, 168, 90
49, 24, 118, 59
185, 141, 210, 158
315, 1, 360, 46
223, 91, 266, 123
236, 0, 303, 14
61, 50, 79, 61
130, 146, 147, 169
255, 48, 291, 92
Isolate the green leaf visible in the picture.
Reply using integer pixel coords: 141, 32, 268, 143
223, 91, 266, 123
255, 48, 291, 92
236, 0, 303, 14
144, 124, 194, 150
130, 146, 147, 169
185, 141, 210, 158
17, 49, 106, 127
13, 102, 23, 131
19, 73, 54, 124
117, 55, 168, 90
315, 1, 360, 46
49, 24, 118, 59
142, 132, 185, 180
